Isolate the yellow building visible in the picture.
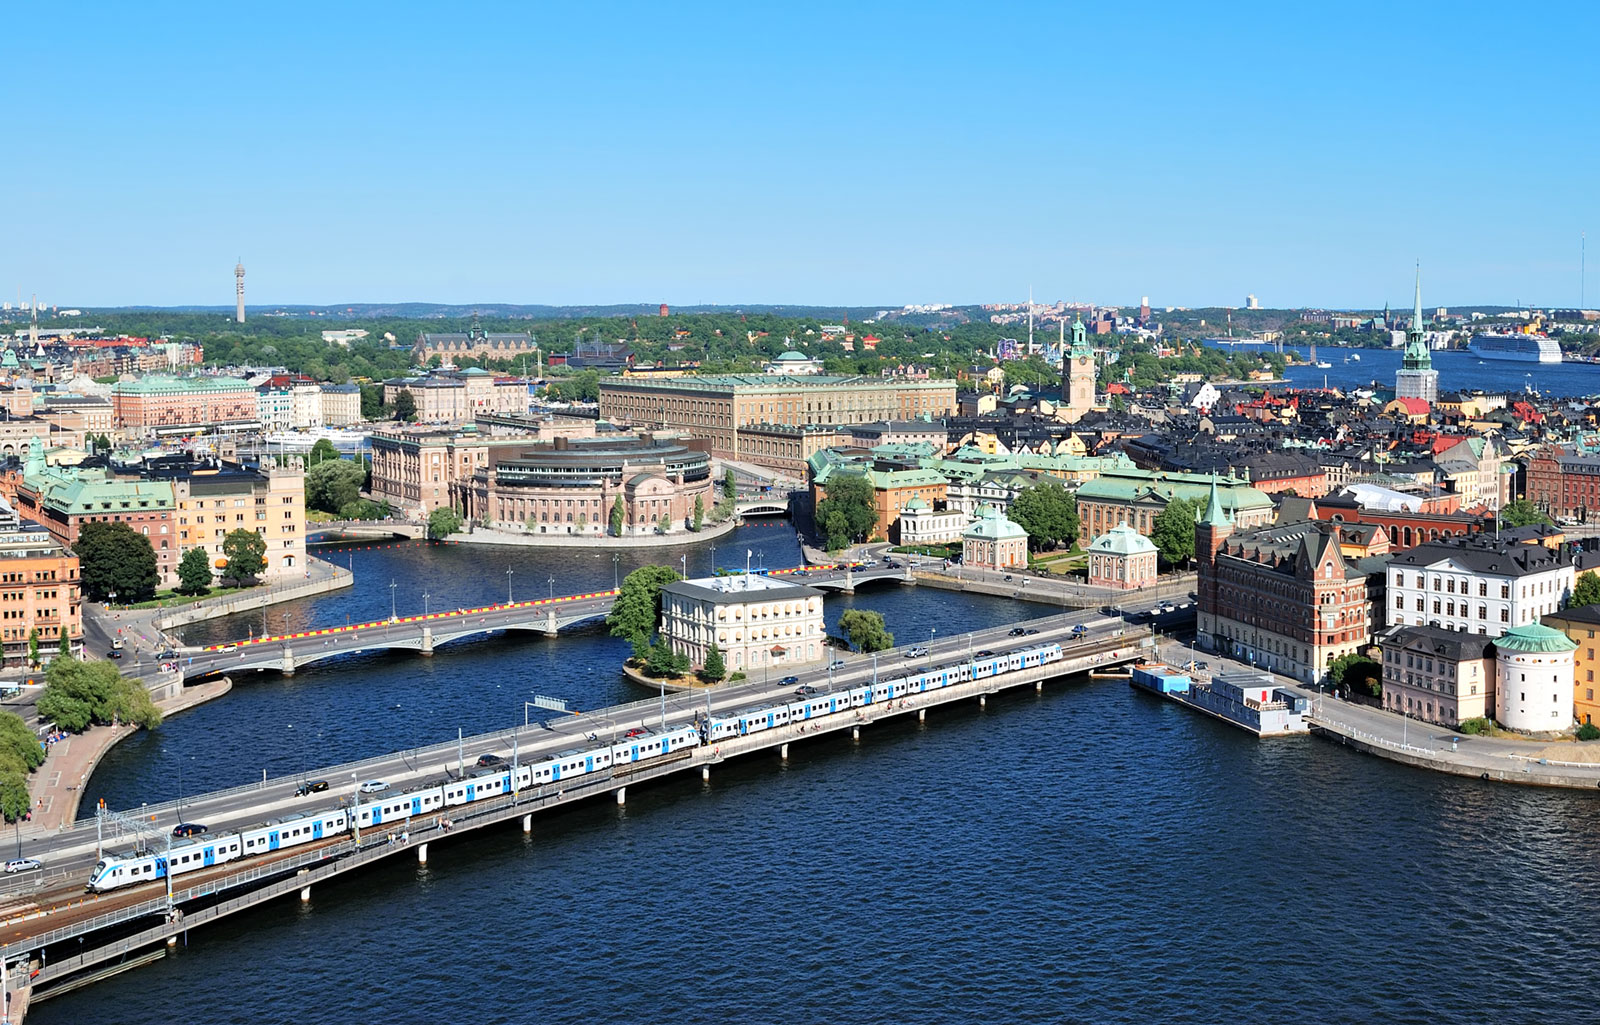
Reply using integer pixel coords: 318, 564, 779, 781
160, 459, 309, 581
1541, 606, 1600, 726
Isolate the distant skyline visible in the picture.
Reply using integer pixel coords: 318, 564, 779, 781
6, 3, 1597, 312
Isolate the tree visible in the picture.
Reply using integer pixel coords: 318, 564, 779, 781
428, 507, 463, 539
1328, 652, 1382, 696
700, 642, 726, 683
606, 565, 681, 643
1008, 482, 1079, 551
815, 474, 877, 551
221, 529, 268, 582
1500, 499, 1552, 528
723, 468, 737, 501
177, 546, 214, 596
394, 388, 417, 421
359, 383, 388, 420
1149, 498, 1198, 565
657, 514, 670, 534
0, 713, 43, 774
304, 458, 366, 514
609, 497, 625, 536
839, 609, 895, 652
75, 521, 158, 603
57, 625, 70, 661
27, 629, 39, 669
37, 658, 161, 733
693, 495, 704, 531
1572, 571, 1600, 609
308, 438, 340, 465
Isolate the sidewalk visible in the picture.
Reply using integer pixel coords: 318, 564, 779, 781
24, 677, 233, 837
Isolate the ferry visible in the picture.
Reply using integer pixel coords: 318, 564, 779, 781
1468, 332, 1561, 363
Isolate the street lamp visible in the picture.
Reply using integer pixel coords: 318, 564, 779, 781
389, 579, 397, 622
547, 576, 555, 601
506, 569, 514, 604
710, 543, 717, 576
613, 553, 621, 590
422, 591, 431, 617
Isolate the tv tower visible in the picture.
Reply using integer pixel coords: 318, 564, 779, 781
235, 259, 246, 323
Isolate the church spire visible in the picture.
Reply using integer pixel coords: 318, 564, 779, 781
1401, 263, 1431, 371
1199, 473, 1231, 527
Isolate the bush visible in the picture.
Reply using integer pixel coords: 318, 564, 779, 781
1458, 717, 1493, 736
1577, 722, 1600, 742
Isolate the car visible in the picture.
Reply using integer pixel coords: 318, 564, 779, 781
220, 644, 238, 652
780, 675, 800, 686
1009, 627, 1027, 636
794, 684, 819, 696
3, 858, 41, 874
296, 779, 330, 796
827, 660, 846, 670
358, 780, 390, 794
885, 560, 899, 568
475, 754, 506, 768
905, 646, 928, 658
1003, 574, 1013, 582
156, 649, 178, 660
624, 728, 648, 739
106, 649, 123, 659
1024, 628, 1040, 635
1071, 624, 1088, 637
793, 570, 810, 577
975, 649, 994, 658
171, 822, 208, 838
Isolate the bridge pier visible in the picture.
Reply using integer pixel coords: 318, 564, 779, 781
300, 885, 311, 903
1036, 680, 1043, 693
979, 694, 987, 708
851, 725, 860, 741
281, 644, 296, 677
417, 842, 428, 865
420, 626, 434, 656
544, 611, 559, 638
701, 766, 710, 781
918, 708, 926, 722
615, 787, 627, 805
841, 569, 855, 594
780, 743, 788, 761
522, 814, 531, 834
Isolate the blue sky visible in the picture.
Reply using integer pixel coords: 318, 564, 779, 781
7, 1, 1598, 310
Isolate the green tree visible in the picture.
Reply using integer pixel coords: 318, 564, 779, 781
693, 495, 704, 531
221, 529, 268, 582
304, 458, 366, 514
723, 468, 737, 500
838, 609, 895, 652
657, 514, 670, 534
27, 629, 39, 668
1008, 482, 1079, 551
75, 521, 158, 603
308, 438, 340, 465
815, 474, 877, 551
1149, 498, 1198, 565
428, 507, 463, 539
177, 546, 214, 596
700, 642, 726, 682
57, 625, 70, 661
1572, 571, 1600, 609
394, 388, 417, 421
1500, 499, 1552, 528
359, 383, 387, 420
1328, 653, 1382, 696
606, 565, 681, 643
0, 713, 43, 774
610, 496, 625, 535
37, 658, 161, 733
0, 770, 28, 824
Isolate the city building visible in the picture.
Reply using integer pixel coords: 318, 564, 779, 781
1075, 468, 1273, 545
598, 375, 957, 460
658, 573, 827, 673
848, 420, 947, 451
320, 383, 362, 426
1527, 447, 1600, 523
0, 495, 80, 667
733, 423, 850, 480
961, 504, 1028, 569
414, 325, 536, 364
1385, 535, 1574, 636
1494, 623, 1576, 732
763, 350, 824, 375
1540, 605, 1600, 726
895, 498, 969, 545
110, 376, 260, 433
1061, 317, 1096, 421
369, 416, 598, 514
383, 369, 530, 424
1086, 524, 1159, 590
1394, 270, 1439, 405
1197, 481, 1385, 683
809, 454, 949, 540
142, 456, 307, 581
457, 432, 714, 536
1379, 625, 1495, 727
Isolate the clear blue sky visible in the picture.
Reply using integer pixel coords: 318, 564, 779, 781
7, 1, 1598, 311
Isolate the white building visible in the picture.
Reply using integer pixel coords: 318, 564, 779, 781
658, 573, 827, 674
255, 389, 294, 432
1493, 623, 1576, 731
290, 382, 324, 429
763, 350, 825, 375
1385, 536, 1574, 636
896, 498, 969, 545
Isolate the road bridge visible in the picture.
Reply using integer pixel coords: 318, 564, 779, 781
734, 495, 792, 517
306, 520, 426, 543
179, 564, 911, 678
0, 612, 1153, 1009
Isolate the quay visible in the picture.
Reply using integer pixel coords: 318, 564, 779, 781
1130, 663, 1309, 737
0, 613, 1154, 1013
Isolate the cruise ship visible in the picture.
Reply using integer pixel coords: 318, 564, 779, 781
1468, 332, 1562, 363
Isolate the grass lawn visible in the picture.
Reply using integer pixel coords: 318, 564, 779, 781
123, 584, 256, 610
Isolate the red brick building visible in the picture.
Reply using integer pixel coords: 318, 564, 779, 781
1528, 446, 1600, 523
1309, 494, 1487, 551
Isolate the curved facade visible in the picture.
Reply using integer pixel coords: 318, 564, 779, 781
459, 432, 714, 536
1494, 624, 1576, 732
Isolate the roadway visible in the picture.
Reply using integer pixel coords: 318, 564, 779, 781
0, 609, 1130, 909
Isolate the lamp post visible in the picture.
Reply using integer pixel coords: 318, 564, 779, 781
928, 627, 936, 669
389, 579, 397, 622
506, 569, 513, 604
710, 543, 717, 576
350, 772, 361, 844
612, 553, 620, 590
547, 576, 555, 601
422, 591, 430, 617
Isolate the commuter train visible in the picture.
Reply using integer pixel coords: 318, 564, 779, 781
88, 642, 1064, 893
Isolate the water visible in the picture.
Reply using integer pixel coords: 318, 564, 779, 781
1207, 340, 1600, 399
41, 524, 1600, 1024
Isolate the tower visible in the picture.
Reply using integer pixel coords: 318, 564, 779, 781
1394, 266, 1438, 404
1063, 316, 1095, 420
1194, 474, 1234, 652
235, 260, 246, 324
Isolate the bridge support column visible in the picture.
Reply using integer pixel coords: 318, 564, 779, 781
300, 885, 311, 903
522, 814, 532, 834
417, 843, 428, 865
1036, 680, 1043, 693
701, 766, 710, 781
544, 611, 560, 638
615, 787, 627, 805
420, 627, 434, 657
851, 725, 860, 741
842, 569, 855, 594
918, 708, 926, 722
979, 694, 987, 708
281, 644, 296, 677
780, 743, 788, 761
167, 935, 178, 947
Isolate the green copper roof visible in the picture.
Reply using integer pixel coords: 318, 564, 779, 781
1495, 623, 1577, 654
963, 504, 1028, 541
1402, 266, 1432, 370
1200, 474, 1231, 527
1088, 523, 1157, 556
110, 375, 251, 395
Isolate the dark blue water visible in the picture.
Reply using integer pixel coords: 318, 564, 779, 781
40, 524, 1600, 1024
1208, 340, 1600, 398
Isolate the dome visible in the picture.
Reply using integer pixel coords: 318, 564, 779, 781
1494, 623, 1577, 654
775, 350, 810, 361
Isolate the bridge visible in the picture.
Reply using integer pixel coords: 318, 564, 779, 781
0, 612, 1153, 1010
734, 495, 793, 517
180, 564, 912, 678
305, 519, 426, 543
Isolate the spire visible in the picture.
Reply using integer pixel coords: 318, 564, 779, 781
1412, 262, 1423, 333
1069, 315, 1092, 356
1199, 473, 1231, 527
1401, 263, 1432, 371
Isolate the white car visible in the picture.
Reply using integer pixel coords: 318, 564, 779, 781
358, 780, 390, 794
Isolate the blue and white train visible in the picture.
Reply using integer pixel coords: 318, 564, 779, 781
88, 642, 1063, 893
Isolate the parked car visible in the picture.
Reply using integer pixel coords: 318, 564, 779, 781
172, 823, 208, 838
3, 858, 41, 874
296, 779, 330, 797
1003, 574, 1013, 582
358, 780, 390, 794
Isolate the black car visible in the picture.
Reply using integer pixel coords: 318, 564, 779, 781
476, 754, 506, 768
172, 822, 208, 838
106, 649, 123, 660
156, 649, 178, 660
781, 675, 800, 685
1024, 628, 1040, 635
296, 779, 330, 797
1009, 627, 1027, 636
795, 684, 820, 696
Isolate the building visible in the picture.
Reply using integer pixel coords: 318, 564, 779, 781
1528, 447, 1600, 523
458, 432, 714, 536
598, 375, 957, 460
895, 498, 969, 545
1310, 491, 1486, 550
369, 416, 598, 514
1394, 270, 1438, 404
1494, 623, 1576, 732
320, 383, 362, 426
1086, 524, 1159, 590
1385, 535, 1574, 636
1197, 481, 1385, 684
110, 376, 259, 433
1075, 468, 1274, 545
415, 326, 536, 364
658, 573, 827, 673
810, 456, 949, 540
733, 423, 850, 480
0, 495, 81, 667
962, 504, 1028, 569
1062, 317, 1095, 420
848, 420, 947, 450
1540, 605, 1600, 726
763, 351, 824, 375
384, 369, 530, 424
1379, 625, 1495, 727
143, 456, 307, 581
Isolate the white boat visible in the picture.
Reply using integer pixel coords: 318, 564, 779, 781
1351, 353, 1360, 361
1468, 332, 1561, 363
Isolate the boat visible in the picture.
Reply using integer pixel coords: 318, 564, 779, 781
1351, 353, 1360, 361
1468, 332, 1561, 363
1310, 343, 1331, 369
